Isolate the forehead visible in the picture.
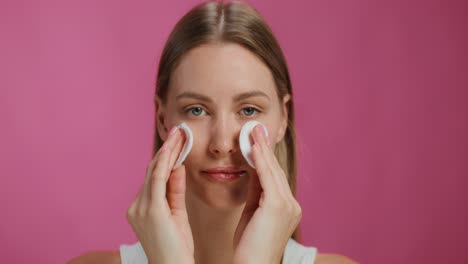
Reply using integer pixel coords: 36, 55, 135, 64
169, 42, 277, 99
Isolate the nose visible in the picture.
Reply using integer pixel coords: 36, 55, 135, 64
208, 115, 240, 157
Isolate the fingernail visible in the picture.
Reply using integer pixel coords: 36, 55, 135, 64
159, 144, 167, 153
254, 125, 262, 143
169, 126, 178, 136
252, 142, 260, 152
261, 125, 270, 146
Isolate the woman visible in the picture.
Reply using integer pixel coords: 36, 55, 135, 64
70, 1, 357, 263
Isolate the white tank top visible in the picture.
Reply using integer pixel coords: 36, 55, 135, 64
119, 238, 318, 264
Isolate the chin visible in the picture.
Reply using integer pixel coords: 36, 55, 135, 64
187, 170, 249, 211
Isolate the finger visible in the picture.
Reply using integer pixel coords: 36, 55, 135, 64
167, 129, 185, 171
253, 125, 290, 196
150, 143, 172, 204
159, 129, 185, 206
156, 127, 184, 175
252, 125, 278, 172
251, 125, 281, 193
140, 140, 172, 208
251, 142, 276, 195
134, 185, 145, 214
264, 148, 292, 197
128, 184, 143, 215
144, 126, 182, 202
167, 165, 188, 215
262, 145, 291, 196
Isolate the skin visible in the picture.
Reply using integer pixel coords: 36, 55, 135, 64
68, 43, 359, 264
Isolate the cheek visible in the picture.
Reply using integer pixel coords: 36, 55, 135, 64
262, 121, 281, 145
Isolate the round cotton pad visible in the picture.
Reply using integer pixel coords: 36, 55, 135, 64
239, 120, 269, 168
173, 122, 193, 170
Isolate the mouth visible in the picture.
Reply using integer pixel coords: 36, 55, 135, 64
201, 166, 247, 183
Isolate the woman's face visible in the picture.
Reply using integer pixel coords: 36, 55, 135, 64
156, 43, 290, 210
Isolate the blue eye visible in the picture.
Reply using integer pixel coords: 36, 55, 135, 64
187, 107, 206, 116
185, 106, 259, 117
242, 107, 259, 116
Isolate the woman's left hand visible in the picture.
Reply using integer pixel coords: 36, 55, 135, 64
233, 124, 302, 264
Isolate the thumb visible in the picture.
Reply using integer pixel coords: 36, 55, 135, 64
167, 165, 187, 214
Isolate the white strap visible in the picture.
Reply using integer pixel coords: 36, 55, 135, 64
119, 242, 148, 264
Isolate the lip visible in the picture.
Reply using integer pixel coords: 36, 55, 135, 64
202, 166, 246, 174
201, 166, 247, 183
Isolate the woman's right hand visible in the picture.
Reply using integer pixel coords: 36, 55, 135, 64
126, 126, 194, 264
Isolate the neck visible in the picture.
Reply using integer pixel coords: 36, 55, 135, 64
186, 188, 244, 264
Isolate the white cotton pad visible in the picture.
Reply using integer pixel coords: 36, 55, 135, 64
173, 122, 193, 170
239, 120, 269, 168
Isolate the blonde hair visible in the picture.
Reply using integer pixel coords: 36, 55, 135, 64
153, 0, 300, 241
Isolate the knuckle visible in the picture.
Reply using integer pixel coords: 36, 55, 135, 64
281, 199, 300, 216
295, 205, 302, 218
147, 205, 162, 219
152, 171, 165, 182
291, 201, 302, 218
126, 207, 135, 221
136, 206, 148, 217
152, 172, 160, 181
128, 201, 149, 219
268, 198, 287, 212
285, 204, 295, 215
127, 201, 136, 214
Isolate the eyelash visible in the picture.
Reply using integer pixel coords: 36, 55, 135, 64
184, 106, 261, 117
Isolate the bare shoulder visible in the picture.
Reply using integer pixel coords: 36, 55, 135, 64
67, 251, 121, 264
315, 253, 359, 264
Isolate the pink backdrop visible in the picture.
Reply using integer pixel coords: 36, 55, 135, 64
1, 0, 467, 263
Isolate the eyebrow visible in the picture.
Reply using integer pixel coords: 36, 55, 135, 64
175, 91, 270, 102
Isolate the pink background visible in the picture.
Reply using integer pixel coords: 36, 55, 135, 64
1, 0, 467, 263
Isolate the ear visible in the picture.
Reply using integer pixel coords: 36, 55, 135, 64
276, 93, 291, 143
155, 96, 169, 141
